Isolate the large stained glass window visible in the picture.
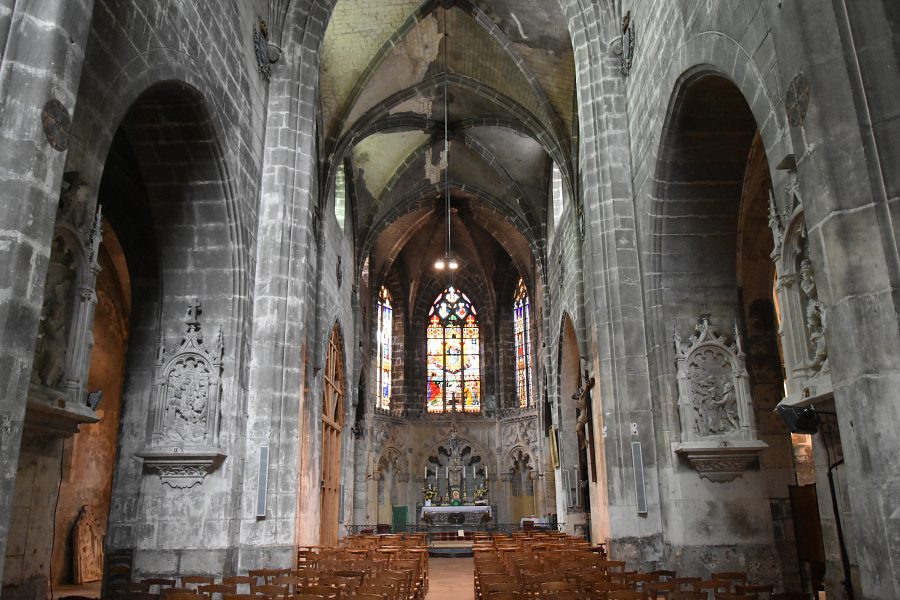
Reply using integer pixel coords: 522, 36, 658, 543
376, 287, 393, 411
426, 286, 480, 413
513, 278, 532, 408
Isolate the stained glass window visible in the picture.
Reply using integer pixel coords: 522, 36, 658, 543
426, 286, 480, 413
513, 277, 532, 408
376, 287, 392, 411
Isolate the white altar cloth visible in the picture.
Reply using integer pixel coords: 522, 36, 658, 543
420, 505, 492, 519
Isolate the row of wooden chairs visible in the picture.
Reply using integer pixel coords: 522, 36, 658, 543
109, 539, 428, 600
472, 535, 813, 600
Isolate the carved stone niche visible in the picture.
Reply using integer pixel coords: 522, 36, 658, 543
27, 173, 103, 436
136, 299, 225, 488
768, 184, 833, 409
672, 316, 767, 482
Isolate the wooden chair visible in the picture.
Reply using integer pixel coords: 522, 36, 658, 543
735, 585, 774, 598
770, 594, 812, 600
488, 593, 522, 600
671, 578, 701, 592
183, 577, 217, 589
710, 573, 747, 591
144, 579, 178, 594
125, 592, 160, 600
668, 593, 704, 600
273, 577, 308, 595
357, 584, 393, 600
651, 570, 677, 581
250, 585, 289, 599
645, 580, 676, 599
607, 592, 643, 600
539, 581, 577, 594
198, 584, 238, 600
698, 580, 731, 597
715, 594, 751, 600
163, 592, 202, 600
305, 585, 340, 600
224, 595, 259, 600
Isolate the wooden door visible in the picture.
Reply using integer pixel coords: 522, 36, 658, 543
320, 326, 345, 545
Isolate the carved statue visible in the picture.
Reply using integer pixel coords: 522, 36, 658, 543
573, 369, 595, 449
711, 381, 739, 434
799, 257, 829, 375
32, 274, 71, 388
73, 505, 103, 583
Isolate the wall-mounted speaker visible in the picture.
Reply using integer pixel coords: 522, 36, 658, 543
256, 445, 269, 519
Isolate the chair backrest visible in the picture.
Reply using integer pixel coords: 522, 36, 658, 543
482, 582, 519, 596
770, 594, 813, 600
607, 592, 643, 600
736, 584, 775, 596
305, 585, 340, 600
486, 593, 521, 600
223, 577, 256, 586
163, 592, 202, 600
699, 579, 731, 593
250, 584, 289, 598
668, 592, 705, 600
711, 572, 747, 587
672, 577, 701, 591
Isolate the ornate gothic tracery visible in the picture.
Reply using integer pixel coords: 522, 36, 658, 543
376, 286, 393, 411
513, 277, 532, 408
426, 286, 481, 413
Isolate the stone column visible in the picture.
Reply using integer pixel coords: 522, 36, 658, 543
0, 0, 95, 585
767, 2, 900, 597
564, 0, 662, 557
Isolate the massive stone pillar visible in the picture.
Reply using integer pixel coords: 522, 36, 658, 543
768, 1, 900, 597
0, 0, 95, 589
563, 0, 662, 557
238, 0, 331, 569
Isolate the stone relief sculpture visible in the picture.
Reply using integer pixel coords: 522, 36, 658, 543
72, 504, 103, 583
163, 356, 212, 443
673, 315, 767, 481
137, 299, 225, 488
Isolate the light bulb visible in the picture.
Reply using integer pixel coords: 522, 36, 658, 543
434, 258, 446, 270
448, 257, 459, 270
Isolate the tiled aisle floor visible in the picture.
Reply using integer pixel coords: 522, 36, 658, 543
427, 557, 475, 600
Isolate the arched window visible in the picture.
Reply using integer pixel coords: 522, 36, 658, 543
513, 277, 532, 408
334, 165, 346, 231
376, 286, 392, 411
426, 286, 480, 413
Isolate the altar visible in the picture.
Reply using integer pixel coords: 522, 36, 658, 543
419, 504, 492, 527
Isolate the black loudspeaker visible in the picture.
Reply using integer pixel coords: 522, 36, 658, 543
776, 404, 821, 435
86, 389, 103, 411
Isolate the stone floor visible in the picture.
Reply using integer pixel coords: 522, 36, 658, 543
427, 557, 474, 600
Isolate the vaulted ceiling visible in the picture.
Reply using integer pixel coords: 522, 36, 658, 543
320, 0, 575, 296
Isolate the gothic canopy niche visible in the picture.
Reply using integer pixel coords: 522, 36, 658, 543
768, 175, 832, 408
137, 299, 225, 488
672, 315, 767, 482
27, 172, 103, 435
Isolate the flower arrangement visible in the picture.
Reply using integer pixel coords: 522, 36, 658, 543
474, 486, 489, 501
423, 485, 438, 501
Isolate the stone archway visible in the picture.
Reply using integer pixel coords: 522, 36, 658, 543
650, 72, 810, 587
